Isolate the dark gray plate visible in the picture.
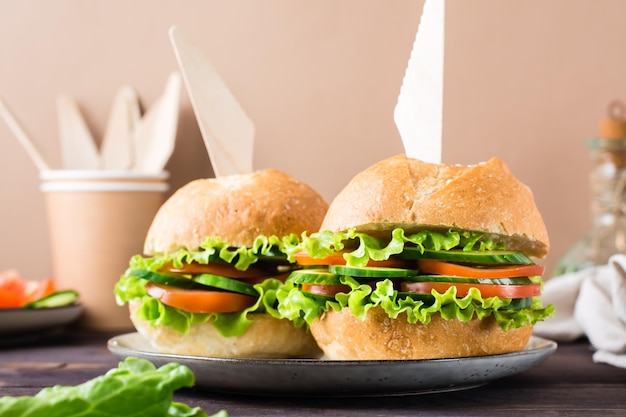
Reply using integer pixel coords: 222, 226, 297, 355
108, 333, 556, 397
0, 304, 82, 345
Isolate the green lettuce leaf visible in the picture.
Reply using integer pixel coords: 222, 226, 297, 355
301, 228, 504, 267
278, 275, 554, 330
116, 274, 293, 337
114, 233, 306, 336
130, 234, 302, 272
278, 228, 554, 330
0, 357, 227, 417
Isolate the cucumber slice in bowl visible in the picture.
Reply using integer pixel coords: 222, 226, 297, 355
24, 290, 79, 308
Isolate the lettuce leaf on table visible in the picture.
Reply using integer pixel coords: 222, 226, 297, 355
0, 357, 227, 417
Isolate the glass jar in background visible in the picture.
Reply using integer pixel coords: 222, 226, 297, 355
554, 101, 626, 276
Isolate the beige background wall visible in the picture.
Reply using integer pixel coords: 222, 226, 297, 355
1, 0, 624, 280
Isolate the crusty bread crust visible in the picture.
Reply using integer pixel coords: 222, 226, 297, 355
129, 301, 322, 358
310, 307, 533, 360
321, 154, 549, 258
144, 169, 328, 254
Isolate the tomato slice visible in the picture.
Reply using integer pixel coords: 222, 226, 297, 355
401, 281, 541, 298
301, 283, 351, 297
161, 261, 270, 280
145, 282, 257, 313
294, 251, 352, 266
293, 251, 410, 268
417, 259, 545, 279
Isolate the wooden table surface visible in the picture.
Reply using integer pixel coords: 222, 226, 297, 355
1, 328, 625, 417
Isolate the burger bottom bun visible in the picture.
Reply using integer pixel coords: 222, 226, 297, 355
310, 307, 533, 360
129, 301, 322, 358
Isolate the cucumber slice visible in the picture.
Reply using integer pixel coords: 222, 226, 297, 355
132, 268, 258, 297
329, 265, 419, 278
288, 269, 343, 285
131, 269, 205, 289
25, 290, 79, 308
397, 292, 436, 305
400, 248, 533, 265
402, 275, 533, 285
397, 293, 533, 310
257, 249, 291, 265
500, 297, 532, 310
192, 273, 259, 297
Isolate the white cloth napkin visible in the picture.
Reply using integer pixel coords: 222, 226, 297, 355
533, 254, 626, 368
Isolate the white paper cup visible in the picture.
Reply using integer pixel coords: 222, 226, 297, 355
40, 170, 169, 331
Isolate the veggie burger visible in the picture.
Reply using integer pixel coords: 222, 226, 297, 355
277, 154, 554, 360
115, 169, 328, 358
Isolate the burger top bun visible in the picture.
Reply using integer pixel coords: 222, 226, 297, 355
144, 169, 329, 254
321, 154, 549, 258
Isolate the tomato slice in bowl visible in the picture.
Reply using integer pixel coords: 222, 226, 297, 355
24, 277, 55, 304
145, 282, 257, 313
0, 275, 25, 308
